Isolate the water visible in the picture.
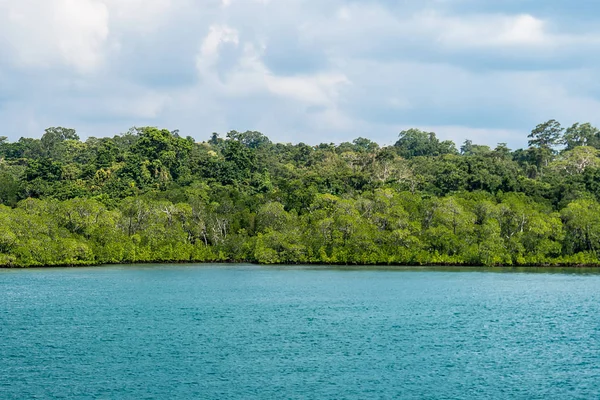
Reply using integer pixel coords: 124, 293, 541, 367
1, 265, 600, 399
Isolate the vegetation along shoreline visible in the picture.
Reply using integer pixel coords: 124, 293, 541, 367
1, 120, 600, 268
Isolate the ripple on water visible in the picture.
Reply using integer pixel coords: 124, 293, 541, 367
1, 265, 600, 399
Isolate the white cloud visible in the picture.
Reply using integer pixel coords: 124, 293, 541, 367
307, 3, 600, 63
197, 24, 240, 68
420, 10, 596, 50
104, 0, 172, 21
103, 91, 172, 119
2, 0, 600, 148
195, 23, 350, 107
222, 0, 270, 6
266, 73, 349, 105
429, 13, 548, 47
0, 0, 109, 72
103, 0, 176, 35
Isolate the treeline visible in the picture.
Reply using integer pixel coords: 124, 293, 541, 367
1, 120, 600, 267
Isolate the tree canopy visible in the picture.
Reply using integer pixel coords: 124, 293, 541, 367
1, 120, 600, 267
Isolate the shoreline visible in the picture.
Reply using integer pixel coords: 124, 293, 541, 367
3, 260, 600, 270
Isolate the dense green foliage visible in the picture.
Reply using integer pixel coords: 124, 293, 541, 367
2, 122, 600, 267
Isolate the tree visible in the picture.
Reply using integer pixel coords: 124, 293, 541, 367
552, 146, 600, 175
561, 199, 600, 255
562, 122, 600, 150
127, 127, 193, 184
226, 130, 271, 149
7, 120, 600, 267
528, 120, 563, 168
25, 158, 63, 182
395, 128, 457, 158
352, 137, 379, 153
255, 202, 291, 233
41, 127, 79, 160
528, 120, 563, 149
492, 143, 511, 160
0, 171, 21, 206
217, 139, 257, 183
461, 140, 491, 156
120, 197, 151, 236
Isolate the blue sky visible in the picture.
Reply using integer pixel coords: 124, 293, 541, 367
1, 0, 600, 148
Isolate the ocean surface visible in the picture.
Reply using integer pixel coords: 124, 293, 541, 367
1, 264, 599, 399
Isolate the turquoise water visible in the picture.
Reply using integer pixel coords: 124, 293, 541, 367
1, 265, 600, 399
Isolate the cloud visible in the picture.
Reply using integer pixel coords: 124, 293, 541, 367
197, 25, 240, 73
0, 0, 109, 72
103, 0, 173, 26
195, 23, 350, 106
1, 0, 600, 148
431, 13, 548, 47
266, 73, 349, 105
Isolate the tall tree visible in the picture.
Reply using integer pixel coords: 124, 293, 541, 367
528, 120, 563, 167
562, 122, 600, 150
528, 120, 563, 150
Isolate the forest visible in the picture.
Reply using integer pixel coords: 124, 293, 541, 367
1, 119, 600, 267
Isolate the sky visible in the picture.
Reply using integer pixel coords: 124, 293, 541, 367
1, 0, 600, 148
